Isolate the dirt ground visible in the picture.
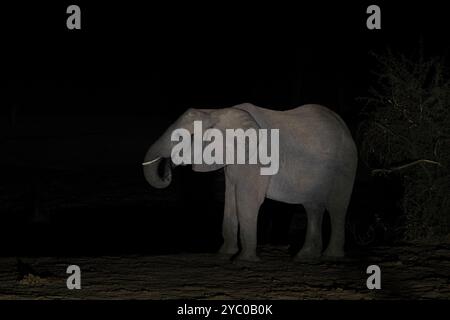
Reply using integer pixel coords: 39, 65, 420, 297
0, 243, 449, 300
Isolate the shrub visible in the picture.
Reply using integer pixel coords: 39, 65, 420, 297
358, 50, 450, 241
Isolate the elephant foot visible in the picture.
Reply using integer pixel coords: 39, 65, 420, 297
322, 247, 345, 261
294, 247, 322, 262
218, 244, 239, 256
216, 253, 233, 261
233, 252, 261, 263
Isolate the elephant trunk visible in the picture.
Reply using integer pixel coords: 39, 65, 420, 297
143, 139, 172, 189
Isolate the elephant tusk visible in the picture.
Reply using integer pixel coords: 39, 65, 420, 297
142, 157, 162, 166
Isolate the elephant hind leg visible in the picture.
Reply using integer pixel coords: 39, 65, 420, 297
294, 202, 325, 261
323, 174, 354, 258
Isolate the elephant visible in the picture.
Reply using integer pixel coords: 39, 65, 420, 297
143, 103, 357, 261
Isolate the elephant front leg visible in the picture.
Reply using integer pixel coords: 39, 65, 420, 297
218, 178, 239, 256
234, 173, 267, 262
235, 200, 260, 262
295, 202, 324, 261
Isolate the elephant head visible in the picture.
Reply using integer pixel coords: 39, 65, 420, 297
142, 107, 261, 189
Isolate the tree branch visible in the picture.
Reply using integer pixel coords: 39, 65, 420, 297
371, 159, 442, 176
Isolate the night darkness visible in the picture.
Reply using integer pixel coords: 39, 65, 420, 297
1, 1, 449, 303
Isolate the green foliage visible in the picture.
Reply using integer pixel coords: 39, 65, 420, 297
358, 50, 450, 241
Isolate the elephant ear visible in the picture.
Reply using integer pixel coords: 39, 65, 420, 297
192, 109, 260, 172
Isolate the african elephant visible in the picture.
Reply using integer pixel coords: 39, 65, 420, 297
143, 103, 357, 261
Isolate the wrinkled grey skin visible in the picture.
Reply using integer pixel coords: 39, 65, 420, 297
143, 103, 357, 262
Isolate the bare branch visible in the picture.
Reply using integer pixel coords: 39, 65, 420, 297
371, 159, 442, 176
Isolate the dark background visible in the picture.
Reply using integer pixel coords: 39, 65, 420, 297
0, 1, 448, 256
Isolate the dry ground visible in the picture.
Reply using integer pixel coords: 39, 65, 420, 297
0, 243, 449, 300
